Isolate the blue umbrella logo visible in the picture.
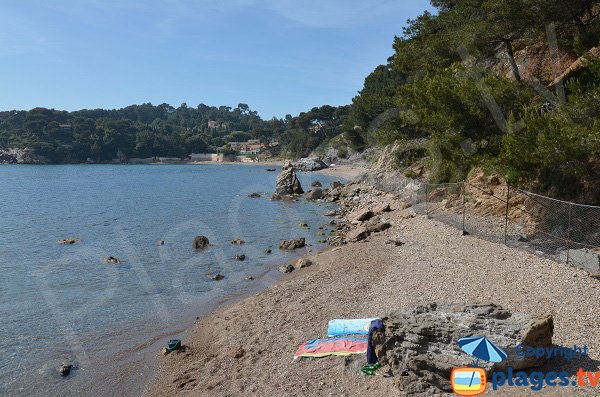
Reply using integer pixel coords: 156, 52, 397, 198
457, 336, 507, 388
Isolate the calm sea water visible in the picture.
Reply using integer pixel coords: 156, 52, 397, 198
0, 164, 338, 396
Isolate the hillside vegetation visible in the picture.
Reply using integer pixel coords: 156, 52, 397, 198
343, 0, 600, 203
1, 1, 599, 202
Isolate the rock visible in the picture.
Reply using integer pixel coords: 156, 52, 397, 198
279, 238, 306, 250
325, 210, 336, 217
398, 202, 412, 210
58, 238, 80, 245
299, 222, 309, 228
275, 161, 304, 196
103, 256, 121, 265
235, 254, 246, 261
207, 273, 224, 281
158, 240, 165, 245
365, 218, 392, 233
311, 181, 322, 188
192, 236, 210, 250
373, 304, 554, 395
385, 239, 404, 246
161, 347, 170, 355
266, 168, 277, 172
331, 181, 343, 189
347, 208, 374, 223
270, 193, 283, 201
246, 276, 255, 280
305, 188, 324, 200
58, 364, 72, 377
559, 248, 600, 273
346, 226, 370, 242
231, 239, 246, 245
373, 203, 391, 214
294, 258, 313, 269
264, 248, 272, 254
399, 208, 417, 219
231, 346, 245, 359
278, 264, 295, 273
294, 157, 328, 172
248, 192, 261, 198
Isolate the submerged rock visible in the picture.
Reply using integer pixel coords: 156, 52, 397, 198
279, 238, 306, 250
103, 256, 122, 265
373, 303, 554, 395
192, 236, 210, 250
207, 273, 225, 281
58, 238, 80, 245
311, 181, 322, 188
235, 254, 246, 261
231, 239, 246, 245
58, 364, 72, 377
248, 192, 261, 198
275, 161, 304, 196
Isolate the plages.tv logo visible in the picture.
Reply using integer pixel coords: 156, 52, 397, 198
451, 336, 508, 396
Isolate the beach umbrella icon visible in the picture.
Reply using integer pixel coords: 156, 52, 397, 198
457, 336, 507, 389
458, 336, 507, 365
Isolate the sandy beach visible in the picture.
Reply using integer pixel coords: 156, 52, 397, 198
142, 172, 600, 396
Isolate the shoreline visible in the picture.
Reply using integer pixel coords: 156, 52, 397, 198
143, 171, 600, 397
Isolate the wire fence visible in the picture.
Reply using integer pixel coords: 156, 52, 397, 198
414, 181, 600, 274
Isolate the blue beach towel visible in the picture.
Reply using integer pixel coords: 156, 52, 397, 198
327, 318, 380, 337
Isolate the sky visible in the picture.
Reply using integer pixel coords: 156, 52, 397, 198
0, 0, 432, 119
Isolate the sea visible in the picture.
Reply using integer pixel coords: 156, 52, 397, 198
0, 164, 338, 396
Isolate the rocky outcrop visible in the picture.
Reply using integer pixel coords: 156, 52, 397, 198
275, 161, 304, 196
0, 148, 48, 164
279, 237, 306, 250
294, 157, 328, 172
373, 303, 554, 396
192, 236, 210, 250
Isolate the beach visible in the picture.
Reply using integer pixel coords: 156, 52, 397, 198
144, 170, 600, 396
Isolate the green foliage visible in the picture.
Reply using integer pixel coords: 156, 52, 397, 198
0, 103, 349, 162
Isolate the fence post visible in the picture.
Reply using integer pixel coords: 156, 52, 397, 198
566, 203, 573, 265
425, 183, 429, 218
504, 184, 511, 245
462, 182, 466, 233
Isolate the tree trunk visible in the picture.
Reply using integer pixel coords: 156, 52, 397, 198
504, 40, 521, 81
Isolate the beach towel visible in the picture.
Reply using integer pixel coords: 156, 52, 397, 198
327, 318, 380, 337
293, 337, 368, 359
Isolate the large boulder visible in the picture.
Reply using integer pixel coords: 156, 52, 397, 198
294, 157, 328, 172
275, 161, 304, 196
304, 188, 324, 200
192, 236, 210, 250
279, 237, 306, 250
347, 207, 374, 223
373, 303, 554, 395
346, 226, 370, 242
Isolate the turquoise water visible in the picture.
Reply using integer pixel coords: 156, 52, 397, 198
0, 164, 337, 396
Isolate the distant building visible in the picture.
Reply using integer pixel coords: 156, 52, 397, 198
207, 121, 227, 129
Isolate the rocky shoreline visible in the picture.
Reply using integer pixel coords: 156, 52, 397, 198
143, 166, 600, 397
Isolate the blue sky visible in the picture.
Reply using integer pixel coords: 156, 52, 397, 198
0, 0, 432, 118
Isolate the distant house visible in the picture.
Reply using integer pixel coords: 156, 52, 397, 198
207, 120, 227, 129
